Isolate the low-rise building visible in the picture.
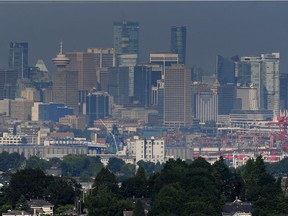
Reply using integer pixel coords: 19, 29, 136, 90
135, 137, 165, 163
0, 132, 22, 144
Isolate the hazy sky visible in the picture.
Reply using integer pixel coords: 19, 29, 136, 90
0, 1, 287, 73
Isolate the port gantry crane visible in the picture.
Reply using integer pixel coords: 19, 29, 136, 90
266, 116, 288, 148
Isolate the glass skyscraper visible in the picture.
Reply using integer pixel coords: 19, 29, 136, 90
171, 26, 187, 64
216, 55, 235, 85
113, 21, 139, 58
8, 42, 29, 79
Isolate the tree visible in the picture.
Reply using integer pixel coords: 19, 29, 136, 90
61, 155, 103, 177
3, 168, 80, 209
213, 156, 244, 201
15, 195, 29, 211
92, 168, 119, 195
45, 177, 81, 208
241, 156, 286, 215
107, 157, 125, 173
4, 168, 49, 206
121, 167, 148, 198
149, 184, 185, 216
0, 152, 25, 172
86, 189, 132, 216
133, 199, 145, 216
26, 156, 50, 170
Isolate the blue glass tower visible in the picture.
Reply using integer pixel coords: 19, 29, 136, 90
8, 42, 29, 79
113, 21, 139, 57
171, 26, 187, 64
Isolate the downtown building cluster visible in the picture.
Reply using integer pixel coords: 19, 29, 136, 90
0, 21, 286, 166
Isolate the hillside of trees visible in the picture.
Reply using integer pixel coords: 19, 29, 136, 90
0, 152, 287, 215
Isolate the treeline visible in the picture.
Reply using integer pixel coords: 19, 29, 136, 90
0, 152, 163, 181
85, 156, 288, 216
0, 152, 288, 215
0, 168, 81, 215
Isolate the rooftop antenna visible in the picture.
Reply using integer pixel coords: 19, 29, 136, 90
122, 13, 127, 24
60, 40, 63, 55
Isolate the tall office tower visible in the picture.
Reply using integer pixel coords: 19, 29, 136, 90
0, 70, 18, 100
65, 52, 97, 91
171, 26, 187, 64
87, 48, 116, 68
191, 82, 210, 118
134, 65, 152, 107
261, 53, 280, 116
157, 80, 165, 120
118, 54, 138, 98
236, 53, 280, 116
96, 68, 109, 92
280, 73, 288, 110
217, 84, 237, 115
52, 42, 79, 114
108, 67, 129, 106
216, 55, 235, 85
86, 90, 111, 126
113, 21, 139, 63
150, 53, 179, 79
195, 91, 218, 123
164, 64, 192, 128
8, 42, 29, 79
236, 86, 259, 110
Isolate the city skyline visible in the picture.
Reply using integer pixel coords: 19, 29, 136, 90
0, 1, 287, 74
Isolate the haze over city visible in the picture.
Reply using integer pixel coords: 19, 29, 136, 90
0, 1, 287, 73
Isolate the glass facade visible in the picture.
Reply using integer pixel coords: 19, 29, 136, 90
171, 26, 186, 64
8, 42, 29, 79
216, 55, 235, 85
113, 21, 139, 58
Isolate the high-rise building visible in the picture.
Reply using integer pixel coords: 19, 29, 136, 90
32, 102, 73, 122
157, 80, 165, 120
236, 86, 259, 110
87, 48, 116, 68
86, 90, 111, 126
8, 42, 29, 79
217, 84, 237, 115
261, 53, 280, 116
171, 26, 186, 64
118, 54, 138, 98
236, 53, 280, 116
11, 98, 34, 121
150, 53, 179, 79
280, 73, 288, 110
216, 55, 235, 85
65, 52, 97, 91
108, 67, 129, 106
51, 42, 79, 114
195, 91, 218, 123
0, 69, 18, 100
163, 64, 192, 128
134, 65, 152, 107
113, 21, 139, 63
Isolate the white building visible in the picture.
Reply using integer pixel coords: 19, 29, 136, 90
135, 137, 165, 163
0, 132, 22, 144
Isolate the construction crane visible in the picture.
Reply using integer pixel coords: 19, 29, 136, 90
99, 119, 119, 155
